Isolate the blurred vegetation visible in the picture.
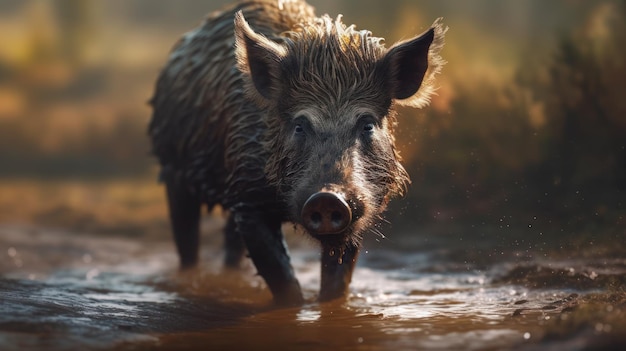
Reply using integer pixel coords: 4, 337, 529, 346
0, 0, 623, 235
525, 2, 626, 216
390, 1, 625, 235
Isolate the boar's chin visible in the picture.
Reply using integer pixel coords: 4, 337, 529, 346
308, 228, 357, 250
303, 214, 373, 250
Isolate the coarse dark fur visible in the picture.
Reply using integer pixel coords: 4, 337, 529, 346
148, 0, 446, 305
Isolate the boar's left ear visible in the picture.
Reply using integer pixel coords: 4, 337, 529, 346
234, 11, 287, 106
381, 18, 447, 108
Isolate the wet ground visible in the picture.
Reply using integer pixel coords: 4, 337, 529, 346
0, 182, 625, 351
2, 224, 625, 351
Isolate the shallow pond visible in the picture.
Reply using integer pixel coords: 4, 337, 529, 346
1, 219, 625, 351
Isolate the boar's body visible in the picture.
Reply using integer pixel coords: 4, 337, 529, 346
150, 1, 312, 209
149, 0, 445, 305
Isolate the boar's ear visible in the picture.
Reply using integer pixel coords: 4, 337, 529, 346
380, 18, 447, 108
234, 11, 287, 105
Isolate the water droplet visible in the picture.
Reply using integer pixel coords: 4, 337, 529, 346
338, 257, 343, 265
86, 268, 100, 280
7, 247, 17, 257
329, 249, 335, 257
523, 332, 531, 340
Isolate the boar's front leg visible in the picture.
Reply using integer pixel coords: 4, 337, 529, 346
233, 209, 303, 306
319, 242, 360, 302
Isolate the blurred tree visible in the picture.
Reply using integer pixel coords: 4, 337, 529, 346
53, 0, 97, 66
528, 2, 626, 216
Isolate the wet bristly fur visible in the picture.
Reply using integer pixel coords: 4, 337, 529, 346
149, 0, 445, 251
149, 0, 316, 211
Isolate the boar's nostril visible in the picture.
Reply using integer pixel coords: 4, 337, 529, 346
301, 192, 352, 235
310, 212, 322, 230
331, 211, 342, 224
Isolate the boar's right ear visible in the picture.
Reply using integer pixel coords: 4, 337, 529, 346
381, 18, 447, 108
234, 11, 287, 105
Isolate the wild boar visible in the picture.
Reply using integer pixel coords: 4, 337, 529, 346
148, 0, 446, 305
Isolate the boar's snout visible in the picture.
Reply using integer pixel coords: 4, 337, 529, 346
301, 191, 352, 235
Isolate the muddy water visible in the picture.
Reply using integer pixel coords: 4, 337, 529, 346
1, 222, 625, 351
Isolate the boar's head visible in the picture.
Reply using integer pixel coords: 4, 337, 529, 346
235, 11, 446, 249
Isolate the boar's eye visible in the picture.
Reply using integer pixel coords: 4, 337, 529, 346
358, 114, 377, 137
293, 114, 310, 138
363, 122, 375, 133
294, 124, 304, 135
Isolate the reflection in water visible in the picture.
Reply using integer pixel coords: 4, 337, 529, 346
0, 224, 625, 351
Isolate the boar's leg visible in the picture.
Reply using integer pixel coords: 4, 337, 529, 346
223, 214, 246, 268
165, 175, 201, 269
234, 210, 303, 306
319, 242, 360, 301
